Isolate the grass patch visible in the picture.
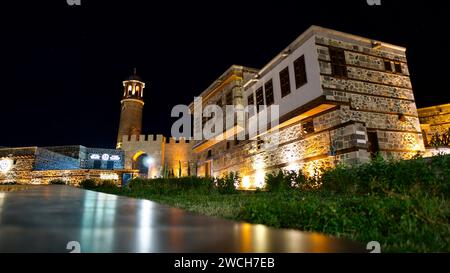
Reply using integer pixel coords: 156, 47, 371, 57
92, 155, 450, 253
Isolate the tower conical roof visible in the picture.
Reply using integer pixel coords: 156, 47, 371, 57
126, 68, 143, 81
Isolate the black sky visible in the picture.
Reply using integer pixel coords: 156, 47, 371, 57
0, 0, 449, 149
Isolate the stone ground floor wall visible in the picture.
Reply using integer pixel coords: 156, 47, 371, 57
418, 103, 450, 146
0, 157, 34, 184
120, 135, 194, 178
206, 106, 425, 189
2, 169, 134, 186
424, 147, 450, 157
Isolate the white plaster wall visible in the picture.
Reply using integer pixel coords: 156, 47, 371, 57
244, 35, 323, 129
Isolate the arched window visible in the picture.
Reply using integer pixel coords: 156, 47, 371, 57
128, 85, 132, 95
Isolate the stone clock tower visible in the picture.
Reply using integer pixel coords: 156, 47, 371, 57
116, 68, 145, 148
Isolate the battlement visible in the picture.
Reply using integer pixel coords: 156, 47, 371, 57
121, 134, 193, 146
121, 134, 165, 143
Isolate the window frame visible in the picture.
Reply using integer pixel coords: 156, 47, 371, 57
329, 47, 347, 78
293, 55, 307, 89
255, 86, 265, 111
264, 79, 274, 106
384, 60, 393, 72
279, 66, 291, 98
394, 62, 402, 74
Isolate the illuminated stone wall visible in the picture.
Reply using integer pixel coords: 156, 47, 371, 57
164, 138, 195, 177
418, 103, 450, 145
0, 147, 129, 184
0, 147, 80, 184
33, 148, 80, 170
43, 145, 125, 169
30, 169, 125, 186
317, 34, 425, 160
0, 156, 34, 184
121, 134, 165, 178
200, 29, 426, 189
210, 112, 371, 188
120, 134, 194, 178
193, 66, 258, 177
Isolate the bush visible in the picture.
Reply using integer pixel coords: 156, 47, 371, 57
98, 180, 117, 188
126, 176, 215, 195
265, 170, 316, 192
319, 155, 450, 197
92, 154, 450, 252
79, 179, 97, 189
49, 179, 66, 185
265, 170, 291, 192
216, 173, 239, 194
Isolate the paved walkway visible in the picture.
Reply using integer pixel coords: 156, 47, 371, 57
0, 186, 364, 253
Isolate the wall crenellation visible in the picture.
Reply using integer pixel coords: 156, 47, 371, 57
122, 134, 165, 143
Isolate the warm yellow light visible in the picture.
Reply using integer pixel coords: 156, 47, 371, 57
285, 162, 300, 173
242, 176, 251, 189
255, 171, 265, 189
100, 173, 119, 180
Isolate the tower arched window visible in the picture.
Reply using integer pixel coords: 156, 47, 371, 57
135, 85, 140, 96
128, 85, 132, 95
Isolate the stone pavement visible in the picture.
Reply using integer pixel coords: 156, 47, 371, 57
0, 186, 364, 253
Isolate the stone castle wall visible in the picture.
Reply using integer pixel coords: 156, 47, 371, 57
120, 134, 194, 178
316, 35, 424, 159
164, 138, 195, 177
202, 32, 426, 188
418, 103, 450, 145
0, 156, 35, 184
121, 134, 165, 178
30, 169, 127, 186
210, 110, 371, 188
34, 148, 80, 170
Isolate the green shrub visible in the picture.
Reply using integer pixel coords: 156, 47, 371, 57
79, 179, 97, 189
265, 170, 291, 192
126, 176, 214, 195
265, 170, 316, 192
216, 172, 239, 194
319, 155, 450, 197
321, 164, 358, 193
98, 180, 117, 188
92, 154, 450, 252
49, 179, 66, 185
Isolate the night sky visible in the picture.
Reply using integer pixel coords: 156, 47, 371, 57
1, 0, 449, 149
